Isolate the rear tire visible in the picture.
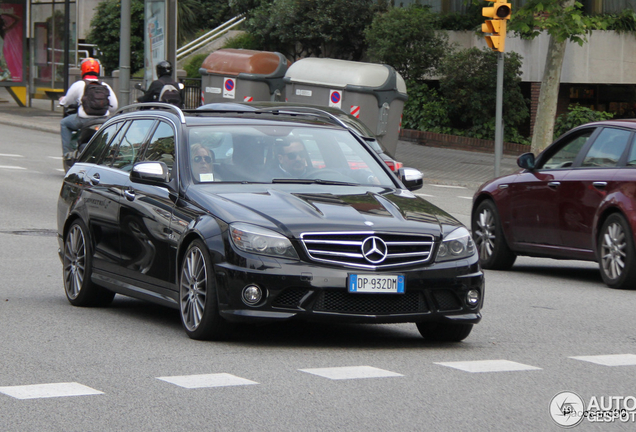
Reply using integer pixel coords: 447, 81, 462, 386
598, 213, 636, 289
63, 220, 115, 306
179, 240, 232, 340
416, 322, 473, 342
472, 199, 516, 270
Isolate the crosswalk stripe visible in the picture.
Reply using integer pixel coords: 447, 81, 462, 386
157, 373, 258, 389
434, 359, 542, 373
0, 382, 103, 400
299, 366, 403, 380
569, 354, 636, 366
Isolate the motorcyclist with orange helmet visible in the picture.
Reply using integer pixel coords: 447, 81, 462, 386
59, 58, 118, 162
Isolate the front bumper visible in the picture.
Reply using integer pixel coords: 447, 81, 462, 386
214, 256, 484, 325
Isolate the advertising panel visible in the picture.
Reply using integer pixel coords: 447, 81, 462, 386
0, 1, 25, 85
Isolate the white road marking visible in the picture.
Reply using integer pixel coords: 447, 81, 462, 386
157, 373, 258, 389
429, 184, 466, 189
0, 153, 23, 157
570, 354, 636, 366
48, 156, 63, 160
0, 165, 26, 170
0, 382, 103, 400
434, 359, 542, 373
458, 196, 473, 200
299, 366, 403, 380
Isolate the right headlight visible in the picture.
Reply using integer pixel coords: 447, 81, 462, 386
229, 223, 299, 259
435, 227, 476, 262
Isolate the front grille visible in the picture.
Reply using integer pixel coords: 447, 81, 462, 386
272, 288, 309, 309
314, 290, 428, 315
432, 290, 462, 311
300, 231, 435, 269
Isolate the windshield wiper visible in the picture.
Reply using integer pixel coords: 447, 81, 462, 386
271, 178, 357, 186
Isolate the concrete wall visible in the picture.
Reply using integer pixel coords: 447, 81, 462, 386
77, 0, 102, 40
447, 30, 636, 84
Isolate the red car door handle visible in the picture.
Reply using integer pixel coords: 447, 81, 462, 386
593, 181, 607, 189
548, 181, 560, 188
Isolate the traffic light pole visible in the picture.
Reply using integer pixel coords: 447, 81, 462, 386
494, 51, 504, 178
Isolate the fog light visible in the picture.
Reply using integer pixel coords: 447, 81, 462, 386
466, 289, 480, 307
242, 285, 263, 306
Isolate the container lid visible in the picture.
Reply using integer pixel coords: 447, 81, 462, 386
200, 49, 289, 78
284, 58, 407, 93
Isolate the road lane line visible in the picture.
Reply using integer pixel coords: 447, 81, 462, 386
0, 165, 26, 170
434, 360, 542, 373
429, 184, 466, 189
299, 366, 403, 380
0, 153, 24, 157
0, 382, 103, 399
570, 354, 636, 366
157, 373, 258, 388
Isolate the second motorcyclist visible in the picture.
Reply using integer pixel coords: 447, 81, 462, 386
59, 57, 118, 163
137, 60, 183, 107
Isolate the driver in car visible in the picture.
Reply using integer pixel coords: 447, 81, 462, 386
271, 137, 311, 178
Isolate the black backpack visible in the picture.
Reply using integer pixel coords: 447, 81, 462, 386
81, 81, 110, 116
159, 83, 182, 107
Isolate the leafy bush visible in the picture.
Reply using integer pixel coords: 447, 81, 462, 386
222, 32, 265, 51
437, 48, 529, 143
554, 104, 614, 139
182, 53, 209, 79
402, 81, 452, 133
365, 5, 452, 83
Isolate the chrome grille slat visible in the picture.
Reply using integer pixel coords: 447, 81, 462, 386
301, 231, 435, 269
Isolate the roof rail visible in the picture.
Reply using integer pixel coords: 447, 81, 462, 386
252, 106, 350, 130
115, 103, 187, 123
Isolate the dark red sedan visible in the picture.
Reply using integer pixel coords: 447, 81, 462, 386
471, 120, 636, 289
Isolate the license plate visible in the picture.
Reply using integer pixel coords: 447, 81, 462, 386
348, 274, 405, 294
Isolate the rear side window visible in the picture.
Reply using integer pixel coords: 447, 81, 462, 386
581, 128, 631, 167
141, 121, 176, 172
79, 123, 121, 165
112, 119, 155, 171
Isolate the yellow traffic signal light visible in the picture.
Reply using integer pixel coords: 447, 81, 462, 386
482, 0, 512, 53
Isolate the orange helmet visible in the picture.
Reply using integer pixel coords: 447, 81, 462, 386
81, 58, 100, 77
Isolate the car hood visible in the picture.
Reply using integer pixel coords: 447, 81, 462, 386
189, 185, 461, 238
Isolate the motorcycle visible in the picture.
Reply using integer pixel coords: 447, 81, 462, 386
62, 104, 107, 173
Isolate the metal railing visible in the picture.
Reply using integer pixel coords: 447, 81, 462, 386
176, 15, 246, 61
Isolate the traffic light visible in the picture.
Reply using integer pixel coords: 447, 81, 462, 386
482, 0, 512, 53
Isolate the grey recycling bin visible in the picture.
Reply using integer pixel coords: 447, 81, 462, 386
283, 58, 408, 157
199, 49, 290, 104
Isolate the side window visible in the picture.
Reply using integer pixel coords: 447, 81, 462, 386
582, 128, 631, 167
78, 123, 120, 165
112, 119, 155, 171
141, 121, 175, 172
627, 136, 636, 166
541, 130, 593, 169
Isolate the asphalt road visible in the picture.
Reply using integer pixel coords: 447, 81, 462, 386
2, 124, 636, 431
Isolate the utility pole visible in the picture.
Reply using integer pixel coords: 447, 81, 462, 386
494, 52, 504, 177
119, 0, 131, 106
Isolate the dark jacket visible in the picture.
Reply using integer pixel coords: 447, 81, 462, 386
137, 75, 180, 103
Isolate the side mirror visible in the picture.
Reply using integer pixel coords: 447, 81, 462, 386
398, 167, 423, 191
134, 82, 144, 91
130, 161, 172, 188
517, 152, 535, 170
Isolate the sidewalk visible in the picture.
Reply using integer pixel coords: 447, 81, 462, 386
0, 88, 519, 188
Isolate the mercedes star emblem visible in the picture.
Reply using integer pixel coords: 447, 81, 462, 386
361, 236, 388, 264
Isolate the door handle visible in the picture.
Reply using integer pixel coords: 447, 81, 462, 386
547, 181, 560, 188
593, 181, 608, 189
89, 173, 100, 185
124, 189, 135, 201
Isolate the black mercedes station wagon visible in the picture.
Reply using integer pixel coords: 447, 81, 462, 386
57, 104, 484, 341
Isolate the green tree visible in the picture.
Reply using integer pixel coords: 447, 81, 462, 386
508, 0, 602, 152
553, 104, 614, 138
86, 0, 145, 75
365, 5, 452, 83
235, 0, 379, 60
437, 48, 528, 142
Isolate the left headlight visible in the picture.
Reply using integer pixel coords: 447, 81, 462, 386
230, 223, 299, 259
435, 227, 476, 262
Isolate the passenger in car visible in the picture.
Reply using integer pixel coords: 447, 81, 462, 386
191, 143, 215, 182
270, 137, 311, 178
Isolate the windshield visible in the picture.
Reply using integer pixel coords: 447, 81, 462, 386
187, 125, 394, 186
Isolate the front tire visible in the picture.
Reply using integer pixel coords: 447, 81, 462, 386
416, 322, 473, 342
598, 213, 636, 289
472, 199, 516, 270
179, 240, 231, 340
63, 220, 115, 306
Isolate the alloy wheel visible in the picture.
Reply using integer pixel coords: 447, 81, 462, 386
180, 246, 208, 332
475, 207, 496, 261
64, 224, 86, 300
601, 221, 627, 280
